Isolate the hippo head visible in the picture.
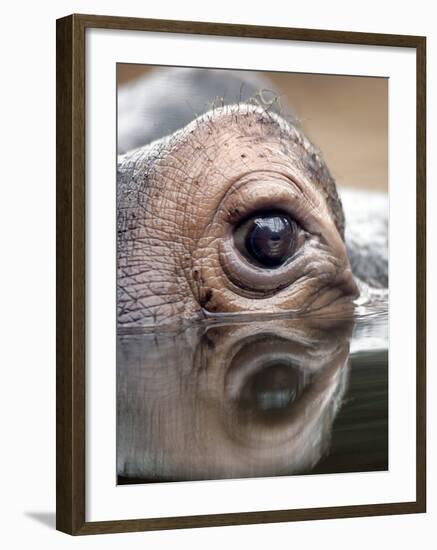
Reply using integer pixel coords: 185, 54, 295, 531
117, 104, 359, 328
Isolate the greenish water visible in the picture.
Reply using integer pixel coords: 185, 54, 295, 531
117, 309, 388, 484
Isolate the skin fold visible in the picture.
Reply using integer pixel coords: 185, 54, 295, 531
117, 103, 360, 328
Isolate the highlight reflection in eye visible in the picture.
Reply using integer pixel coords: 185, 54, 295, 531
234, 212, 297, 268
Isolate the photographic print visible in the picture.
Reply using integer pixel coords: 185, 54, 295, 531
56, 15, 425, 533
116, 65, 389, 485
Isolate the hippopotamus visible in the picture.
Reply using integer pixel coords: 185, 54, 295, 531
117, 68, 388, 328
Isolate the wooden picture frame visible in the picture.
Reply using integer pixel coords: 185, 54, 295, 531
56, 13, 426, 535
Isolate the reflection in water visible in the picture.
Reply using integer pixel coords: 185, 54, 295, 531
117, 313, 388, 483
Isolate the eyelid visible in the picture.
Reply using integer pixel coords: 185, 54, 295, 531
220, 175, 319, 237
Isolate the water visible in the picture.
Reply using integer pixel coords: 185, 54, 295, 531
117, 308, 388, 484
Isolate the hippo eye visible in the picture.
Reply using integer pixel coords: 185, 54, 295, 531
234, 212, 297, 268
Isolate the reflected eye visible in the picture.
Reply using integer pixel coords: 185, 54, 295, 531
240, 362, 303, 414
234, 212, 297, 268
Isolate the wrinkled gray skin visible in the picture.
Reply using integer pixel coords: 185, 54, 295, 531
117, 68, 388, 328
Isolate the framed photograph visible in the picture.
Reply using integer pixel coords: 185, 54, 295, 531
56, 14, 426, 535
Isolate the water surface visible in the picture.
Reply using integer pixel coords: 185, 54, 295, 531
117, 308, 388, 484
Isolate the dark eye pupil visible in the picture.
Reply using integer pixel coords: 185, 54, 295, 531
245, 214, 295, 267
